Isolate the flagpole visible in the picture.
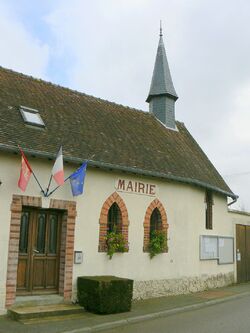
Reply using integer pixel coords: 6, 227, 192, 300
18, 145, 45, 195
46, 157, 90, 198
46, 145, 64, 196
45, 175, 53, 197
46, 175, 71, 198
32, 171, 46, 196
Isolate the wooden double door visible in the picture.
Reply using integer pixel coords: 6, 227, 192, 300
236, 224, 250, 283
17, 208, 62, 295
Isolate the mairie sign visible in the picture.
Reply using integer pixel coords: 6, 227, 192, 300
115, 179, 157, 196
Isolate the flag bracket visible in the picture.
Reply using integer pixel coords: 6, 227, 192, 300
18, 146, 88, 198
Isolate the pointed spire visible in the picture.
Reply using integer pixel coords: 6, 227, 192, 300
146, 25, 178, 129
146, 26, 178, 103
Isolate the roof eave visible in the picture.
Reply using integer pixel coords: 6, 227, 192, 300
0, 143, 237, 200
91, 160, 237, 200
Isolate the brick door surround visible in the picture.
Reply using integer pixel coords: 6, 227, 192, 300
5, 195, 76, 308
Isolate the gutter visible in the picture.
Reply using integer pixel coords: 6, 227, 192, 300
227, 197, 238, 207
0, 143, 238, 200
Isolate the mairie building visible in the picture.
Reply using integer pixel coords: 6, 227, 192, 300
0, 30, 249, 314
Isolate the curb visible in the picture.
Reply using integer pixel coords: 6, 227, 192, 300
62, 291, 250, 333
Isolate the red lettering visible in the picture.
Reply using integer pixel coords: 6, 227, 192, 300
117, 179, 156, 196
126, 181, 133, 191
117, 179, 125, 190
138, 182, 145, 193
149, 185, 156, 195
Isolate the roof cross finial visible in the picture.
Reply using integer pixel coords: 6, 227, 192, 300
160, 20, 163, 37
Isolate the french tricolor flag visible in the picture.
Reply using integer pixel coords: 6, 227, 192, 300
52, 146, 64, 185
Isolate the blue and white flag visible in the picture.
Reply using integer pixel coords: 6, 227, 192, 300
69, 161, 87, 196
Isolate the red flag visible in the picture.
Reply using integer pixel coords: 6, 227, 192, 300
18, 148, 32, 192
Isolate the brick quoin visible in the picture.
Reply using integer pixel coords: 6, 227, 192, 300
98, 192, 129, 252
5, 195, 76, 308
143, 198, 168, 252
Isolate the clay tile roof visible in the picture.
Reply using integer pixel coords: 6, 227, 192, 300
0, 66, 236, 198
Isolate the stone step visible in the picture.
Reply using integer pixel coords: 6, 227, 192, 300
8, 303, 84, 322
18, 312, 86, 325
14, 294, 64, 307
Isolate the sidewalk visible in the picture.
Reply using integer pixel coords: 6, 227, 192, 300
1, 283, 250, 333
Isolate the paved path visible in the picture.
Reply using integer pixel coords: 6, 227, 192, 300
101, 293, 250, 333
0, 283, 250, 333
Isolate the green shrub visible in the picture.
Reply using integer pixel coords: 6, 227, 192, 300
106, 231, 126, 259
148, 230, 167, 259
77, 276, 133, 314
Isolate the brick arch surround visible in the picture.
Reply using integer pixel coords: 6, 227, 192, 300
143, 198, 168, 252
5, 195, 76, 308
98, 192, 129, 252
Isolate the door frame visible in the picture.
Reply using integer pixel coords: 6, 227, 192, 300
236, 224, 250, 283
5, 195, 77, 308
17, 207, 62, 295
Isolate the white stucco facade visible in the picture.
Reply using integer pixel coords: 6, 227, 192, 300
0, 152, 239, 313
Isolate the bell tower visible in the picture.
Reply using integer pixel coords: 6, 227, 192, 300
146, 25, 178, 129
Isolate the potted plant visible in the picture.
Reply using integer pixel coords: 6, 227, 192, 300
148, 230, 167, 259
106, 230, 127, 259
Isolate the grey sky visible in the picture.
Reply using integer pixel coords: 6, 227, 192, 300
0, 0, 249, 209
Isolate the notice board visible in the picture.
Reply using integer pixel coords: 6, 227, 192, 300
200, 235, 218, 260
218, 237, 234, 264
200, 235, 234, 264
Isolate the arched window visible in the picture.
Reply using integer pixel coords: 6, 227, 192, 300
143, 199, 168, 253
108, 203, 122, 233
98, 192, 129, 253
150, 208, 162, 237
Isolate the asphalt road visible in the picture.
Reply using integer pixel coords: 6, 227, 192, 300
102, 294, 250, 333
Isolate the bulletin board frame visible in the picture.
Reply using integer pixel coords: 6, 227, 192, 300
200, 235, 219, 260
218, 236, 234, 265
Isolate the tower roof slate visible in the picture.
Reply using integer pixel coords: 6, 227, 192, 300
146, 35, 178, 102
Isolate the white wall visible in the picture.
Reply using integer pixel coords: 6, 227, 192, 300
72, 168, 234, 280
0, 151, 235, 310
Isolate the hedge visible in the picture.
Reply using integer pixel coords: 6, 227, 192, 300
77, 275, 133, 314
